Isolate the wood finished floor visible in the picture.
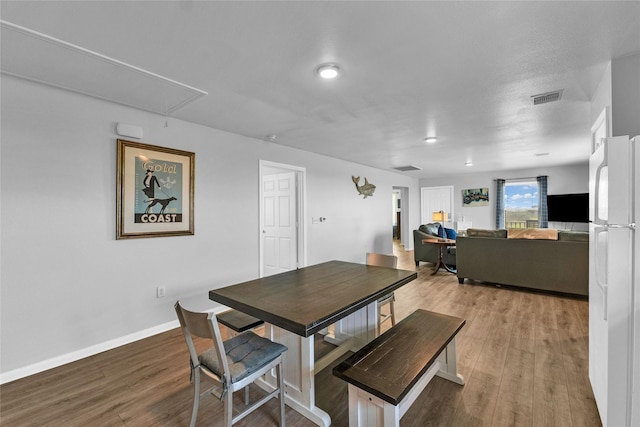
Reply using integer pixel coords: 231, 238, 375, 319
0, 242, 601, 426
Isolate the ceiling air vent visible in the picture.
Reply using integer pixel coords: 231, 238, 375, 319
531, 90, 563, 105
393, 165, 422, 172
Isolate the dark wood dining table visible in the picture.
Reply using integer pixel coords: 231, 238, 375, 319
209, 260, 417, 427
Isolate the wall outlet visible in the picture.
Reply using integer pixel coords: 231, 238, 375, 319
157, 286, 166, 298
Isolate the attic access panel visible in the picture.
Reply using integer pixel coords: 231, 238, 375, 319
0, 20, 207, 115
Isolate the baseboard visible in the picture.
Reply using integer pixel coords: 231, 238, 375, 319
0, 319, 180, 385
0, 300, 236, 385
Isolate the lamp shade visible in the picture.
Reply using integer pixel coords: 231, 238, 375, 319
432, 210, 448, 222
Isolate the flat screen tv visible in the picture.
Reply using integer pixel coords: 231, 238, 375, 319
547, 193, 589, 223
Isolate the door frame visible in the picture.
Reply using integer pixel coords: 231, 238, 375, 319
259, 160, 307, 277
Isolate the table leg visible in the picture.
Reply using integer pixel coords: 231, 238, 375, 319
431, 246, 456, 275
431, 246, 445, 275
257, 302, 378, 427
257, 326, 331, 427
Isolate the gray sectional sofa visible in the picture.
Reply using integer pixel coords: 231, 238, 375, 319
456, 228, 589, 297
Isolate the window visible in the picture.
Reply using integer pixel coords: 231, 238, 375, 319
504, 180, 539, 228
495, 176, 548, 229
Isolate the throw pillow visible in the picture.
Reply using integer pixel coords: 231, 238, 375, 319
437, 225, 446, 238
444, 228, 457, 240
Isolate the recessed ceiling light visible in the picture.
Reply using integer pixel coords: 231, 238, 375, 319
316, 63, 341, 79
465, 161, 473, 166
424, 137, 437, 143
535, 152, 550, 157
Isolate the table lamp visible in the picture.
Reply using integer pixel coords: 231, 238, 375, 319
432, 211, 448, 240
432, 210, 448, 223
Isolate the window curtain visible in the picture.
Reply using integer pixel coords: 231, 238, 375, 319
495, 179, 505, 229
537, 175, 549, 228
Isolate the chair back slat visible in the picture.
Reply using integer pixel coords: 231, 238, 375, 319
177, 305, 213, 338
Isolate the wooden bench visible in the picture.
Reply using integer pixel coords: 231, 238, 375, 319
216, 309, 264, 336
333, 309, 465, 427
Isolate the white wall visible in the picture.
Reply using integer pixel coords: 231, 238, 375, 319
419, 163, 589, 230
590, 53, 640, 141
0, 75, 420, 381
612, 53, 640, 137
591, 61, 612, 136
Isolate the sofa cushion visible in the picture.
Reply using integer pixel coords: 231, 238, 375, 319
507, 228, 558, 240
558, 231, 589, 242
466, 228, 507, 238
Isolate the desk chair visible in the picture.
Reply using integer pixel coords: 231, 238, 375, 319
366, 253, 398, 332
175, 301, 287, 427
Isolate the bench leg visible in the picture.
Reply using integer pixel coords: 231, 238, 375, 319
348, 384, 400, 427
435, 337, 465, 385
347, 361, 441, 427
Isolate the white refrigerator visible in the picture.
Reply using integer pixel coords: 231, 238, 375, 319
589, 135, 639, 427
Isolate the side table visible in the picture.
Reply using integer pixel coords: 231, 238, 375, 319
422, 238, 457, 275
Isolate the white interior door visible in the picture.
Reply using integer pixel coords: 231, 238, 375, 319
262, 171, 297, 277
421, 186, 454, 227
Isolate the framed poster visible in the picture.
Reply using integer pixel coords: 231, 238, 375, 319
116, 139, 194, 239
462, 188, 489, 207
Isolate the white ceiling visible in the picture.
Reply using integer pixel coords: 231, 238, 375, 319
2, 1, 639, 179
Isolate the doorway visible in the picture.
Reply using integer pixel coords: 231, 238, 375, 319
393, 186, 411, 250
259, 161, 306, 277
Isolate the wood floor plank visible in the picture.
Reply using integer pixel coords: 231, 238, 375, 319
556, 326, 589, 361
404, 376, 464, 426
553, 297, 586, 335
472, 313, 513, 383
563, 354, 602, 427
520, 292, 560, 331
534, 325, 568, 384
509, 310, 536, 353
532, 376, 573, 427
491, 348, 534, 427
450, 370, 501, 427
456, 334, 484, 379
